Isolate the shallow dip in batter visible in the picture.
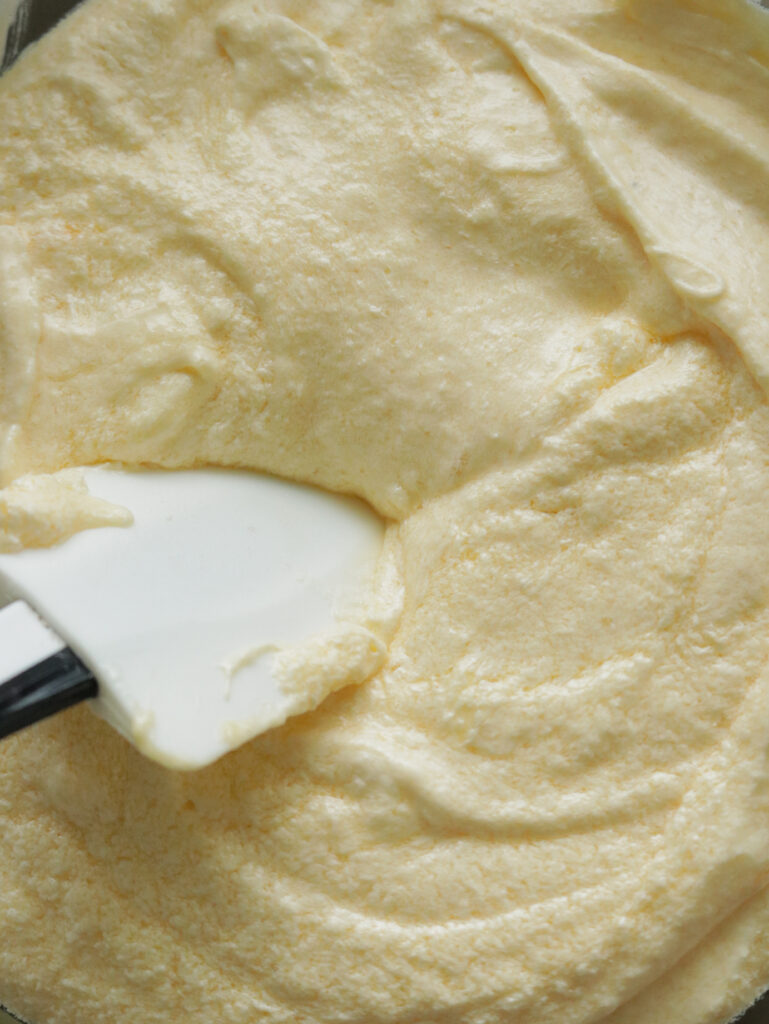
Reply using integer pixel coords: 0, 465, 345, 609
2, 1, 769, 1022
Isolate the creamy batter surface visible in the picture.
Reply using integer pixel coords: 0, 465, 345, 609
2, 0, 769, 1022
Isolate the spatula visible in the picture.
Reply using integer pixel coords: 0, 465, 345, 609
0, 467, 383, 768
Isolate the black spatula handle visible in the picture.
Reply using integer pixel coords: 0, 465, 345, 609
0, 648, 97, 740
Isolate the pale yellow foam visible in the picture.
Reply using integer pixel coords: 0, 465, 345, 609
0, 468, 131, 551
1, 1, 769, 1023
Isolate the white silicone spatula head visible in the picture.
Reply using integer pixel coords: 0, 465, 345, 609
0, 467, 384, 768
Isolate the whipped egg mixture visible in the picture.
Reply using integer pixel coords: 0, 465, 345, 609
2, 1, 769, 1022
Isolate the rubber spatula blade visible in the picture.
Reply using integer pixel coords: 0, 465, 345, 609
0, 467, 383, 768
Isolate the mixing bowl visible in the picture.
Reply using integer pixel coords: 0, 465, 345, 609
1, 1, 769, 1023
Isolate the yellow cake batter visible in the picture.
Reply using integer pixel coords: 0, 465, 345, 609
2, 0, 769, 1022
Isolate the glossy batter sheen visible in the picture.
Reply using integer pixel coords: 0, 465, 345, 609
1, 0, 769, 1022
